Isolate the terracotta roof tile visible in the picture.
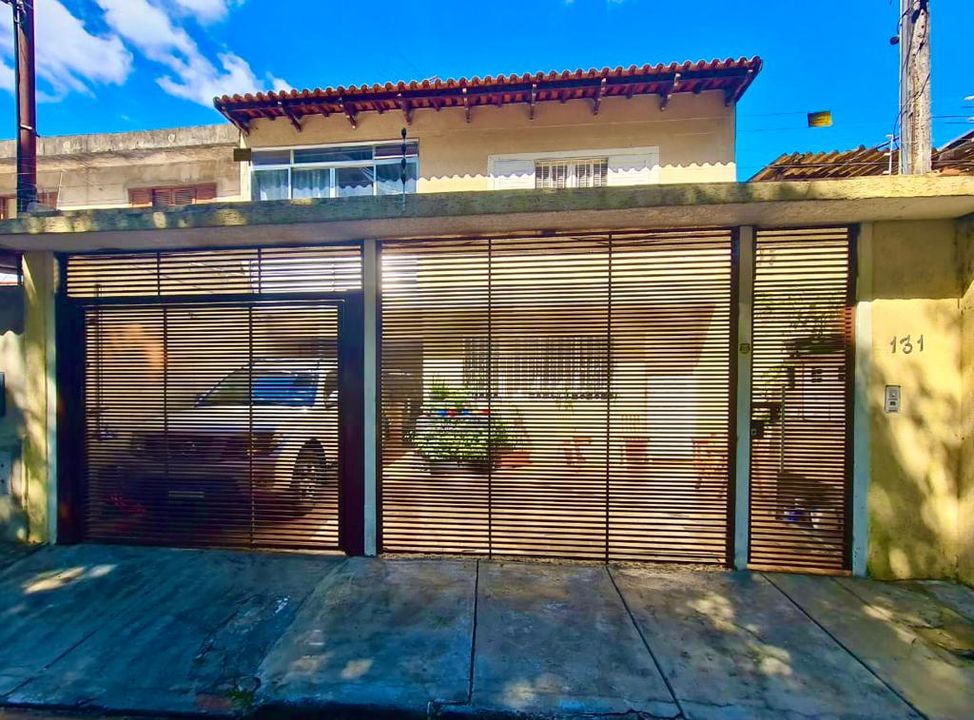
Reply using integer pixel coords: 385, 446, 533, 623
214, 57, 762, 131
750, 129, 974, 181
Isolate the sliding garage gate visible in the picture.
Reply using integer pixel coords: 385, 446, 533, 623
61, 245, 364, 551
57, 228, 854, 570
380, 230, 737, 563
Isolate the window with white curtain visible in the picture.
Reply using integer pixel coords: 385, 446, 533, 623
489, 147, 660, 190
535, 158, 608, 189
251, 141, 419, 201
462, 335, 609, 399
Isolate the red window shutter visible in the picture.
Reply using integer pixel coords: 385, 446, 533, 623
129, 188, 152, 207
131, 184, 216, 209
152, 188, 177, 208
37, 190, 58, 209
195, 183, 217, 202
170, 187, 195, 207
0, 192, 58, 217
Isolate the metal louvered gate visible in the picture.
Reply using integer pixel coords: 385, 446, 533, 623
380, 230, 736, 563
748, 228, 855, 571
60, 245, 364, 552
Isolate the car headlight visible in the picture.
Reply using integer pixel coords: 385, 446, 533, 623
223, 432, 281, 459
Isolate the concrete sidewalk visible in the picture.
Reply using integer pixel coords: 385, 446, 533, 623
0, 546, 972, 719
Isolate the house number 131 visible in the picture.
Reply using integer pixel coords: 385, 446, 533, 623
889, 335, 924, 354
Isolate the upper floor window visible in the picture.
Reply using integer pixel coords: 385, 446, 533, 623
535, 158, 608, 189
489, 147, 659, 191
129, 184, 217, 209
251, 141, 419, 201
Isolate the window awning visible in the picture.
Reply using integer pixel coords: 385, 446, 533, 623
214, 57, 762, 133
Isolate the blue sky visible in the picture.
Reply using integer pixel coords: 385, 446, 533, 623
0, 0, 971, 178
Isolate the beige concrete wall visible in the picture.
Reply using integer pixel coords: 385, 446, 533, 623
0, 149, 242, 212
20, 252, 56, 542
0, 284, 27, 541
244, 91, 737, 190
0, 125, 242, 212
959, 217, 974, 585
867, 220, 963, 579
0, 95, 734, 213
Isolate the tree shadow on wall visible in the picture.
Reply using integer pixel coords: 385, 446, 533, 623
868, 301, 963, 581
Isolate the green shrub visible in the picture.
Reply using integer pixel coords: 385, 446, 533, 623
412, 382, 516, 467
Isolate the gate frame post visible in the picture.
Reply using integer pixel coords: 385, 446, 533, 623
362, 238, 378, 556
733, 226, 755, 570
338, 292, 366, 556
55, 257, 85, 544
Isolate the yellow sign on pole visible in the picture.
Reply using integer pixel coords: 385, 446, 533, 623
807, 111, 833, 128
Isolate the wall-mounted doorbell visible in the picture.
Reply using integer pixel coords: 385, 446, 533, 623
884, 385, 901, 414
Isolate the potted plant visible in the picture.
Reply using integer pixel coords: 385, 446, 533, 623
411, 381, 518, 473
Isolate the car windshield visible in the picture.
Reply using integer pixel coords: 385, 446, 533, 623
198, 367, 329, 407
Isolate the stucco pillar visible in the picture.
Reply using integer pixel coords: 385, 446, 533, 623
867, 220, 961, 580
958, 217, 974, 585
852, 223, 873, 576
21, 251, 57, 543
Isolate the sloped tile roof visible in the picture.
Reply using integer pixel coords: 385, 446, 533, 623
214, 57, 762, 131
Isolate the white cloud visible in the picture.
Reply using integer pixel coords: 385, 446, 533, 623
267, 75, 291, 93
96, 0, 195, 58
171, 0, 242, 24
156, 51, 276, 104
96, 0, 279, 106
0, 0, 276, 106
0, 0, 131, 99
0, 62, 12, 94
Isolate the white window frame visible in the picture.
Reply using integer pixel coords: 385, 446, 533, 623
251, 139, 419, 200
488, 146, 661, 190
535, 157, 608, 189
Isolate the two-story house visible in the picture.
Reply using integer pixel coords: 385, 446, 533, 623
1, 57, 973, 586
220, 60, 752, 201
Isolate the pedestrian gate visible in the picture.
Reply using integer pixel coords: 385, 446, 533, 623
748, 228, 855, 571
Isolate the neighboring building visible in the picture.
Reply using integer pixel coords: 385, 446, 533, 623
0, 124, 242, 217
1, 57, 974, 588
215, 59, 762, 198
750, 128, 974, 181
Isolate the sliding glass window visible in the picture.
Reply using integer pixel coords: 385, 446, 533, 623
251, 141, 419, 201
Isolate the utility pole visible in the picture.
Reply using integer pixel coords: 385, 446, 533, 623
1, 0, 35, 213
898, 0, 931, 175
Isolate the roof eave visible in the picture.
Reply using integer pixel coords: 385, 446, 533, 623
213, 58, 762, 132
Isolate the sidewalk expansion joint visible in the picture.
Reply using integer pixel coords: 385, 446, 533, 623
761, 572, 928, 720
605, 565, 685, 720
